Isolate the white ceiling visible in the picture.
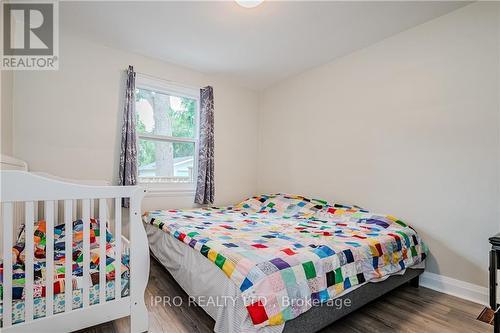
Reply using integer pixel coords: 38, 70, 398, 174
60, 1, 468, 90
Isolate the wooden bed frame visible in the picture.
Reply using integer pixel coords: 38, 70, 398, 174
1, 171, 149, 333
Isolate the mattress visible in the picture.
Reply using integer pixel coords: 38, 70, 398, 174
144, 194, 427, 333
0, 218, 130, 326
1, 279, 128, 325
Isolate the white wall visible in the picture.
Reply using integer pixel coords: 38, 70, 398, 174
1, 70, 14, 155
9, 2, 499, 290
258, 2, 500, 287
12, 29, 259, 209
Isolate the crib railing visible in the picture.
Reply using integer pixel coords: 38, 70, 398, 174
1, 171, 149, 333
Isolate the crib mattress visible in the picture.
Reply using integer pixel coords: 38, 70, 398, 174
0, 218, 130, 327
0, 277, 129, 325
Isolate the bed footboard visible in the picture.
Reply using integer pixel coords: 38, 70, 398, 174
0, 171, 148, 333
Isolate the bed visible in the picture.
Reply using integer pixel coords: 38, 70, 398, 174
143, 194, 427, 333
0, 170, 149, 333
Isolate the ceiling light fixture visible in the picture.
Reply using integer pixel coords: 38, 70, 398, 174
235, 0, 264, 9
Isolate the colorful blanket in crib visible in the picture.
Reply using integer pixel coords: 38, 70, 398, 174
144, 194, 427, 328
0, 219, 129, 301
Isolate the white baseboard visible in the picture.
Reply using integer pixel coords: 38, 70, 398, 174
420, 271, 489, 306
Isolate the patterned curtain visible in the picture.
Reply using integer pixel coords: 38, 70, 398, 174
195, 86, 215, 205
118, 65, 137, 208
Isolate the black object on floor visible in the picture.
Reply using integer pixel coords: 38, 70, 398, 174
477, 307, 494, 325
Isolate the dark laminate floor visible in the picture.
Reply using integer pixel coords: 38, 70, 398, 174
76, 258, 491, 333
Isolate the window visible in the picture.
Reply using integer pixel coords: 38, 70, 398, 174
135, 75, 199, 190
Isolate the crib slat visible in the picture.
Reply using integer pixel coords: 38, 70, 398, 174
54, 200, 59, 227
45, 200, 55, 316
72, 200, 77, 221
82, 199, 91, 307
25, 201, 35, 322
90, 200, 95, 219
114, 197, 122, 300
99, 199, 107, 303
64, 200, 73, 312
3, 202, 13, 327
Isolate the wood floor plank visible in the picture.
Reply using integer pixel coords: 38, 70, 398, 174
75, 258, 491, 333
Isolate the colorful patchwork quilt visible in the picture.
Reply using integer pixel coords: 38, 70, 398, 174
0, 218, 130, 325
144, 194, 427, 328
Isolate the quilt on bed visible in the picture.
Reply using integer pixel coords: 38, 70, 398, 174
0, 218, 130, 325
144, 194, 427, 328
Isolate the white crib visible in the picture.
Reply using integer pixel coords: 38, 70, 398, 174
1, 171, 149, 333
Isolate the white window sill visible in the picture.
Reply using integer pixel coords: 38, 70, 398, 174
139, 181, 195, 198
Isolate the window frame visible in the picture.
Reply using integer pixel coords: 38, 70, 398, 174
135, 74, 200, 195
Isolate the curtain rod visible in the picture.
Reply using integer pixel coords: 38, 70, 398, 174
134, 71, 203, 91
